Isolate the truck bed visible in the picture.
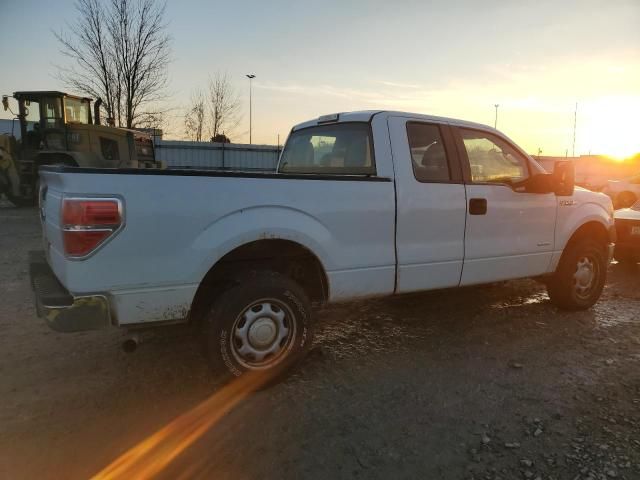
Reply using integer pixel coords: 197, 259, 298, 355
39, 165, 397, 325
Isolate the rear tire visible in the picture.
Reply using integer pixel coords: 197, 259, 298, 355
547, 238, 607, 310
202, 270, 314, 385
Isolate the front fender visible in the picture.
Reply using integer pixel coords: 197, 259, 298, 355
190, 205, 333, 280
556, 200, 612, 251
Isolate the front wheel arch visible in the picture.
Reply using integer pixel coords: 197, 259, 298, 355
562, 221, 609, 258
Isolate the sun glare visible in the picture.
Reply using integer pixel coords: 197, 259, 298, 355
578, 97, 640, 160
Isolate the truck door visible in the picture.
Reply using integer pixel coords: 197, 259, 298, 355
452, 126, 557, 285
388, 116, 467, 292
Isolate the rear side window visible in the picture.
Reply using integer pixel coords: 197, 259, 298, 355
406, 122, 451, 182
279, 123, 374, 175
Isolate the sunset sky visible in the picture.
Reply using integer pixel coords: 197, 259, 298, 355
1, 0, 638, 157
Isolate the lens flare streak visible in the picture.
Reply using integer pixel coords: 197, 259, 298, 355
91, 372, 267, 480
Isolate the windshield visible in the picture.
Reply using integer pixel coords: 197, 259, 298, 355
64, 97, 90, 124
279, 123, 374, 175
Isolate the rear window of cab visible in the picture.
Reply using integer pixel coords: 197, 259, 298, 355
279, 123, 375, 175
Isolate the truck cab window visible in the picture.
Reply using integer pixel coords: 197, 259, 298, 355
406, 122, 451, 182
461, 129, 529, 185
279, 123, 374, 175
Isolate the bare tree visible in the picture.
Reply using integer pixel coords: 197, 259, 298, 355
55, 0, 171, 128
207, 73, 242, 141
55, 0, 118, 124
107, 0, 171, 128
184, 89, 206, 141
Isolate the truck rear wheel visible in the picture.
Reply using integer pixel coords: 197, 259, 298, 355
202, 270, 314, 385
547, 238, 607, 310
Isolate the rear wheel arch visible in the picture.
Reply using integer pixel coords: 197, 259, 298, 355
189, 239, 329, 326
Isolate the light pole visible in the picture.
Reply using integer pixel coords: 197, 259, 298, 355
246, 74, 255, 144
494, 104, 499, 129
572, 102, 578, 157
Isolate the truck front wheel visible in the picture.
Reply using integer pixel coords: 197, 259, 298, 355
547, 238, 607, 310
202, 271, 314, 385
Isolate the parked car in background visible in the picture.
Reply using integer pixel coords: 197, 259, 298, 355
31, 111, 615, 383
614, 200, 640, 264
602, 175, 640, 209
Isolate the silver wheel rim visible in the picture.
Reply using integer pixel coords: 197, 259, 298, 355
231, 298, 295, 369
573, 255, 598, 299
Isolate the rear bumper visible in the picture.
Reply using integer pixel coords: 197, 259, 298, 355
29, 251, 111, 332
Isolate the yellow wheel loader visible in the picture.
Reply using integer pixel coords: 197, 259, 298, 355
0, 91, 160, 206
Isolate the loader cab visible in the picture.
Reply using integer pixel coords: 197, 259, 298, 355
13, 91, 92, 153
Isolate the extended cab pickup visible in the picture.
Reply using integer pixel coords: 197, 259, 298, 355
31, 111, 616, 380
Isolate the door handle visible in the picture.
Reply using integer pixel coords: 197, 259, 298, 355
469, 198, 487, 215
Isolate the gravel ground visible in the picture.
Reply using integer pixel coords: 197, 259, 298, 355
0, 204, 639, 480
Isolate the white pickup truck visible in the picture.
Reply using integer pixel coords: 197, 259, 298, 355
31, 111, 616, 381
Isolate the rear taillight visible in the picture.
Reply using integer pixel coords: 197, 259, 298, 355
62, 198, 123, 257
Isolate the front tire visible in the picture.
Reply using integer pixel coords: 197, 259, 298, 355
547, 238, 607, 310
202, 271, 314, 384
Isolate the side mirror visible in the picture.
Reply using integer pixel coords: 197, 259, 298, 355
2, 96, 8, 112
523, 173, 554, 193
553, 160, 575, 196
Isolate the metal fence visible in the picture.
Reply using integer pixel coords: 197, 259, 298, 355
154, 140, 281, 171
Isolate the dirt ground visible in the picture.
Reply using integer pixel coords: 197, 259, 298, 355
1, 204, 639, 480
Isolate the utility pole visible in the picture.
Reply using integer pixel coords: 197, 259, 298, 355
246, 74, 256, 144
572, 102, 578, 157
494, 104, 499, 129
